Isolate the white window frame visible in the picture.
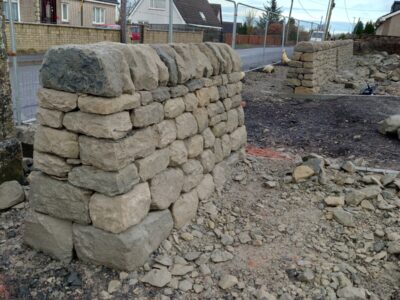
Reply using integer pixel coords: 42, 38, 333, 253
149, 0, 166, 10
61, 3, 69, 22
93, 7, 106, 24
4, 0, 20, 22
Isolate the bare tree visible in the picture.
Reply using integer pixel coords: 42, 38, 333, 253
120, 0, 127, 43
245, 10, 256, 34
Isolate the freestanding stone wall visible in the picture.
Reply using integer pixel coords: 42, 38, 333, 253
286, 40, 353, 94
24, 42, 247, 270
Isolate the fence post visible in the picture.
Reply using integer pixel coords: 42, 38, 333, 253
7, 0, 21, 125
281, 17, 286, 49
296, 20, 301, 44
168, 0, 173, 43
262, 13, 270, 65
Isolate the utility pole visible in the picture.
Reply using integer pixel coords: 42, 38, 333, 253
120, 0, 127, 43
352, 16, 356, 33
168, 0, 173, 43
81, 0, 84, 27
285, 0, 294, 45
324, 0, 335, 40
319, 16, 323, 30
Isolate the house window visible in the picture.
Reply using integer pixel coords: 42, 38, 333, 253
150, 0, 166, 10
3, 0, 19, 22
61, 3, 69, 22
93, 7, 106, 24
199, 11, 206, 21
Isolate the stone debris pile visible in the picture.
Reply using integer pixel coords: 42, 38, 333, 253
24, 42, 247, 271
379, 114, 400, 140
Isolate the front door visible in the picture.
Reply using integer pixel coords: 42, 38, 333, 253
41, 0, 57, 24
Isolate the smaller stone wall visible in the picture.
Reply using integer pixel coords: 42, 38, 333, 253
286, 40, 353, 94
354, 35, 400, 55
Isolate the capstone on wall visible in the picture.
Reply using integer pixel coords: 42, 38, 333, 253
24, 42, 247, 271
286, 40, 354, 94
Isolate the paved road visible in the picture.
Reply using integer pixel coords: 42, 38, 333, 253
12, 46, 294, 122
236, 46, 294, 71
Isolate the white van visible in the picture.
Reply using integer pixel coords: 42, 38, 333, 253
310, 31, 324, 42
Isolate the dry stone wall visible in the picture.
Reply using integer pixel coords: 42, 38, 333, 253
24, 42, 247, 271
287, 40, 353, 94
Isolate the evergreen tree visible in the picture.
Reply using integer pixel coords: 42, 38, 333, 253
237, 23, 248, 35
257, 0, 283, 29
353, 20, 364, 35
364, 21, 375, 34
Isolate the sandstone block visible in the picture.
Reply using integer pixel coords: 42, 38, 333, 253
207, 102, 225, 118
172, 190, 199, 229
169, 140, 188, 166
226, 109, 239, 133
200, 150, 216, 173
24, 211, 73, 263
221, 134, 232, 158
150, 168, 184, 210
136, 149, 170, 181
36, 107, 64, 128
230, 126, 247, 151
0, 180, 25, 210
193, 108, 209, 133
186, 79, 204, 92
78, 93, 140, 115
131, 103, 164, 128
34, 125, 79, 159
63, 111, 132, 140
230, 94, 242, 108
197, 174, 215, 201
202, 127, 216, 149
152, 87, 170, 102
181, 160, 204, 192
164, 98, 185, 119
68, 164, 139, 197
155, 120, 177, 148
183, 93, 198, 112
196, 88, 211, 107
176, 113, 198, 139
214, 138, 224, 163
237, 106, 245, 126
185, 135, 204, 158
210, 113, 227, 127
209, 86, 220, 102
30, 172, 91, 224
228, 72, 244, 83
212, 122, 227, 138
37, 88, 78, 112
170, 85, 189, 98
89, 182, 151, 233
139, 91, 153, 105
73, 210, 173, 271
213, 161, 228, 191
33, 151, 72, 178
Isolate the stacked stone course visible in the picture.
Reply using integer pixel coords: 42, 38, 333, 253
24, 42, 247, 271
286, 40, 353, 94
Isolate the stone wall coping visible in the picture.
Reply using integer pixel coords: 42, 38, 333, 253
294, 39, 354, 53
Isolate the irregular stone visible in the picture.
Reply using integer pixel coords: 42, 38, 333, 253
152, 87, 170, 103
293, 165, 315, 183
68, 164, 139, 197
387, 241, 400, 254
209, 112, 227, 126
193, 108, 208, 132
78, 93, 140, 115
136, 149, 170, 181
73, 210, 173, 271
214, 138, 224, 163
221, 134, 232, 158
176, 113, 198, 139
186, 79, 204, 92
179, 279, 193, 292
197, 43, 221, 75
379, 115, 400, 134
152, 45, 179, 86
164, 98, 185, 119
211, 249, 233, 262
324, 196, 345, 207
183, 93, 198, 112
150, 168, 184, 210
131, 102, 164, 128
197, 174, 215, 201
202, 127, 216, 148
231, 94, 242, 108
226, 109, 239, 133
63, 111, 132, 140
213, 162, 228, 190
89, 183, 151, 233
24, 211, 73, 263
36, 107, 64, 128
207, 101, 225, 118
171, 190, 199, 228
37, 88, 78, 112
200, 150, 216, 173
107, 280, 121, 294
181, 160, 204, 192
185, 135, 204, 158
0, 138, 24, 184
212, 122, 227, 138
218, 275, 238, 290
34, 125, 79, 158
336, 287, 367, 300
170, 264, 194, 276
342, 161, 356, 174
333, 208, 355, 227
34, 151, 72, 178
170, 85, 189, 98
196, 88, 211, 107
169, 140, 188, 166
230, 126, 247, 151
30, 172, 92, 224
155, 119, 176, 148
0, 180, 25, 210
141, 268, 172, 288
346, 186, 381, 206
139, 91, 153, 105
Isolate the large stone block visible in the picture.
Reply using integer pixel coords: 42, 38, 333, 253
202, 127, 216, 149
0, 138, 23, 184
226, 109, 239, 133
37, 88, 78, 112
131, 103, 164, 128
136, 149, 170, 181
73, 210, 173, 271
34, 125, 79, 159
196, 174, 215, 201
63, 111, 132, 140
176, 113, 198, 139
0, 180, 25, 210
200, 149, 216, 173
89, 183, 151, 233
230, 126, 247, 151
40, 45, 134, 97
193, 108, 209, 133
150, 168, 184, 210
68, 164, 139, 197
30, 172, 92, 224
78, 93, 140, 115
169, 140, 188, 166
24, 211, 73, 263
185, 135, 204, 158
171, 190, 199, 229
164, 97, 185, 119
33, 151, 72, 178
183, 93, 199, 112
181, 159, 204, 192
36, 107, 64, 128
155, 119, 177, 148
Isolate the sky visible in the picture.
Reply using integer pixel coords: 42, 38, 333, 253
209, 0, 394, 33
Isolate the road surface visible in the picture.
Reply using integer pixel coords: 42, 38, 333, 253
11, 46, 294, 122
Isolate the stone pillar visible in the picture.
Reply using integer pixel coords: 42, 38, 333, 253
0, 0, 23, 184
24, 42, 247, 270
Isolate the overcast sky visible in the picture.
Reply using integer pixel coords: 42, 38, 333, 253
209, 0, 394, 33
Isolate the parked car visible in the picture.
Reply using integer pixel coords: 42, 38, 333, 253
310, 31, 324, 42
131, 25, 141, 43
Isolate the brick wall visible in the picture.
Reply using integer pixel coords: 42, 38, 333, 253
286, 40, 353, 94
142, 27, 203, 44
